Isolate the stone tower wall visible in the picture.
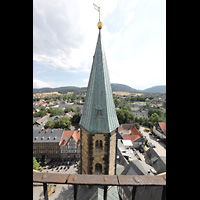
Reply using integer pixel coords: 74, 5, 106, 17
81, 128, 116, 175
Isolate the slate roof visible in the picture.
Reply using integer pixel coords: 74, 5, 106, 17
79, 29, 119, 133
77, 185, 119, 200
33, 126, 64, 143
144, 147, 166, 174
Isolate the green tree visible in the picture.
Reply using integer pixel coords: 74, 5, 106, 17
116, 109, 125, 124
53, 116, 71, 129
116, 108, 134, 124
49, 108, 64, 117
71, 113, 80, 124
149, 113, 160, 124
44, 120, 54, 129
138, 116, 144, 125
147, 121, 153, 128
64, 107, 70, 113
33, 157, 40, 170
133, 122, 140, 129
71, 107, 77, 113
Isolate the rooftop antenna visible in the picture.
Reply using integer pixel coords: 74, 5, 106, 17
93, 3, 101, 21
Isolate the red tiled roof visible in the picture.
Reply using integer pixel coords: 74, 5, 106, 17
73, 130, 80, 145
60, 130, 74, 146
158, 122, 166, 134
118, 124, 134, 132
121, 126, 142, 143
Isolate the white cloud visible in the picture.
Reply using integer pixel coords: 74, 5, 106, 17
33, 0, 166, 90
33, 79, 51, 88
33, 79, 67, 89
124, 12, 135, 26
33, 0, 119, 73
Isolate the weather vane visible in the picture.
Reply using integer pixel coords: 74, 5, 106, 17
93, 3, 102, 29
93, 3, 101, 21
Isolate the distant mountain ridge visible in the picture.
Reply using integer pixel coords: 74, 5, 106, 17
140, 85, 166, 93
33, 84, 166, 94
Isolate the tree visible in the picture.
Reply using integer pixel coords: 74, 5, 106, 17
116, 107, 134, 124
64, 107, 70, 113
149, 113, 160, 124
147, 121, 153, 128
116, 109, 125, 124
48, 108, 64, 117
133, 122, 140, 129
71, 107, 77, 113
33, 157, 40, 170
114, 98, 121, 107
44, 120, 54, 129
138, 116, 144, 125
71, 113, 80, 124
53, 116, 71, 130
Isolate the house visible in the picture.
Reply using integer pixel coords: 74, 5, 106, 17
150, 97, 166, 104
153, 122, 166, 140
48, 115, 63, 121
156, 122, 166, 135
60, 130, 81, 160
33, 126, 81, 162
33, 127, 64, 161
34, 115, 49, 126
118, 161, 163, 200
119, 124, 146, 149
121, 139, 133, 149
77, 185, 120, 200
144, 147, 166, 174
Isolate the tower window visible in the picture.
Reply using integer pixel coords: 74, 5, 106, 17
95, 140, 102, 150
97, 109, 102, 115
95, 163, 102, 175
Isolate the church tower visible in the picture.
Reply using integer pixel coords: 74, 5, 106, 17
79, 20, 119, 175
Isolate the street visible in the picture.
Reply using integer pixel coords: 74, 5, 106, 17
139, 126, 166, 157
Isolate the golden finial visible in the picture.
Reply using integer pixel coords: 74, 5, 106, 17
97, 21, 103, 29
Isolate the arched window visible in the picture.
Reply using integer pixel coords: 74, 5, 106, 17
95, 140, 102, 150
95, 163, 102, 175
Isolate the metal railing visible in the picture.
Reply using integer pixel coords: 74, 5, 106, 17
33, 171, 166, 200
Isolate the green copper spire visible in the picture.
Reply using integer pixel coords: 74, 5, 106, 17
79, 29, 119, 133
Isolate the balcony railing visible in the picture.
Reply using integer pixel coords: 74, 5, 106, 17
33, 171, 166, 200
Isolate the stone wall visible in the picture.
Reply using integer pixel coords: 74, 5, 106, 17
108, 130, 116, 175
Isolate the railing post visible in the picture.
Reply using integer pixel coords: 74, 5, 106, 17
43, 183, 49, 200
132, 186, 137, 200
162, 185, 166, 200
74, 184, 77, 200
104, 185, 107, 200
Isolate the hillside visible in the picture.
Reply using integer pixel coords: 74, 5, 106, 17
141, 85, 166, 93
33, 84, 166, 94
111, 83, 138, 93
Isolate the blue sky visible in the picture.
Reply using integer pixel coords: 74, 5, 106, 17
33, 0, 166, 90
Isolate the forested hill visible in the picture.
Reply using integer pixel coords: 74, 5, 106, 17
33, 84, 166, 94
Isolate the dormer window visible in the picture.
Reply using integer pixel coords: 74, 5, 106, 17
96, 106, 102, 116
97, 110, 102, 115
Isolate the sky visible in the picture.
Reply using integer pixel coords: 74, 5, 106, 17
33, 0, 166, 90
